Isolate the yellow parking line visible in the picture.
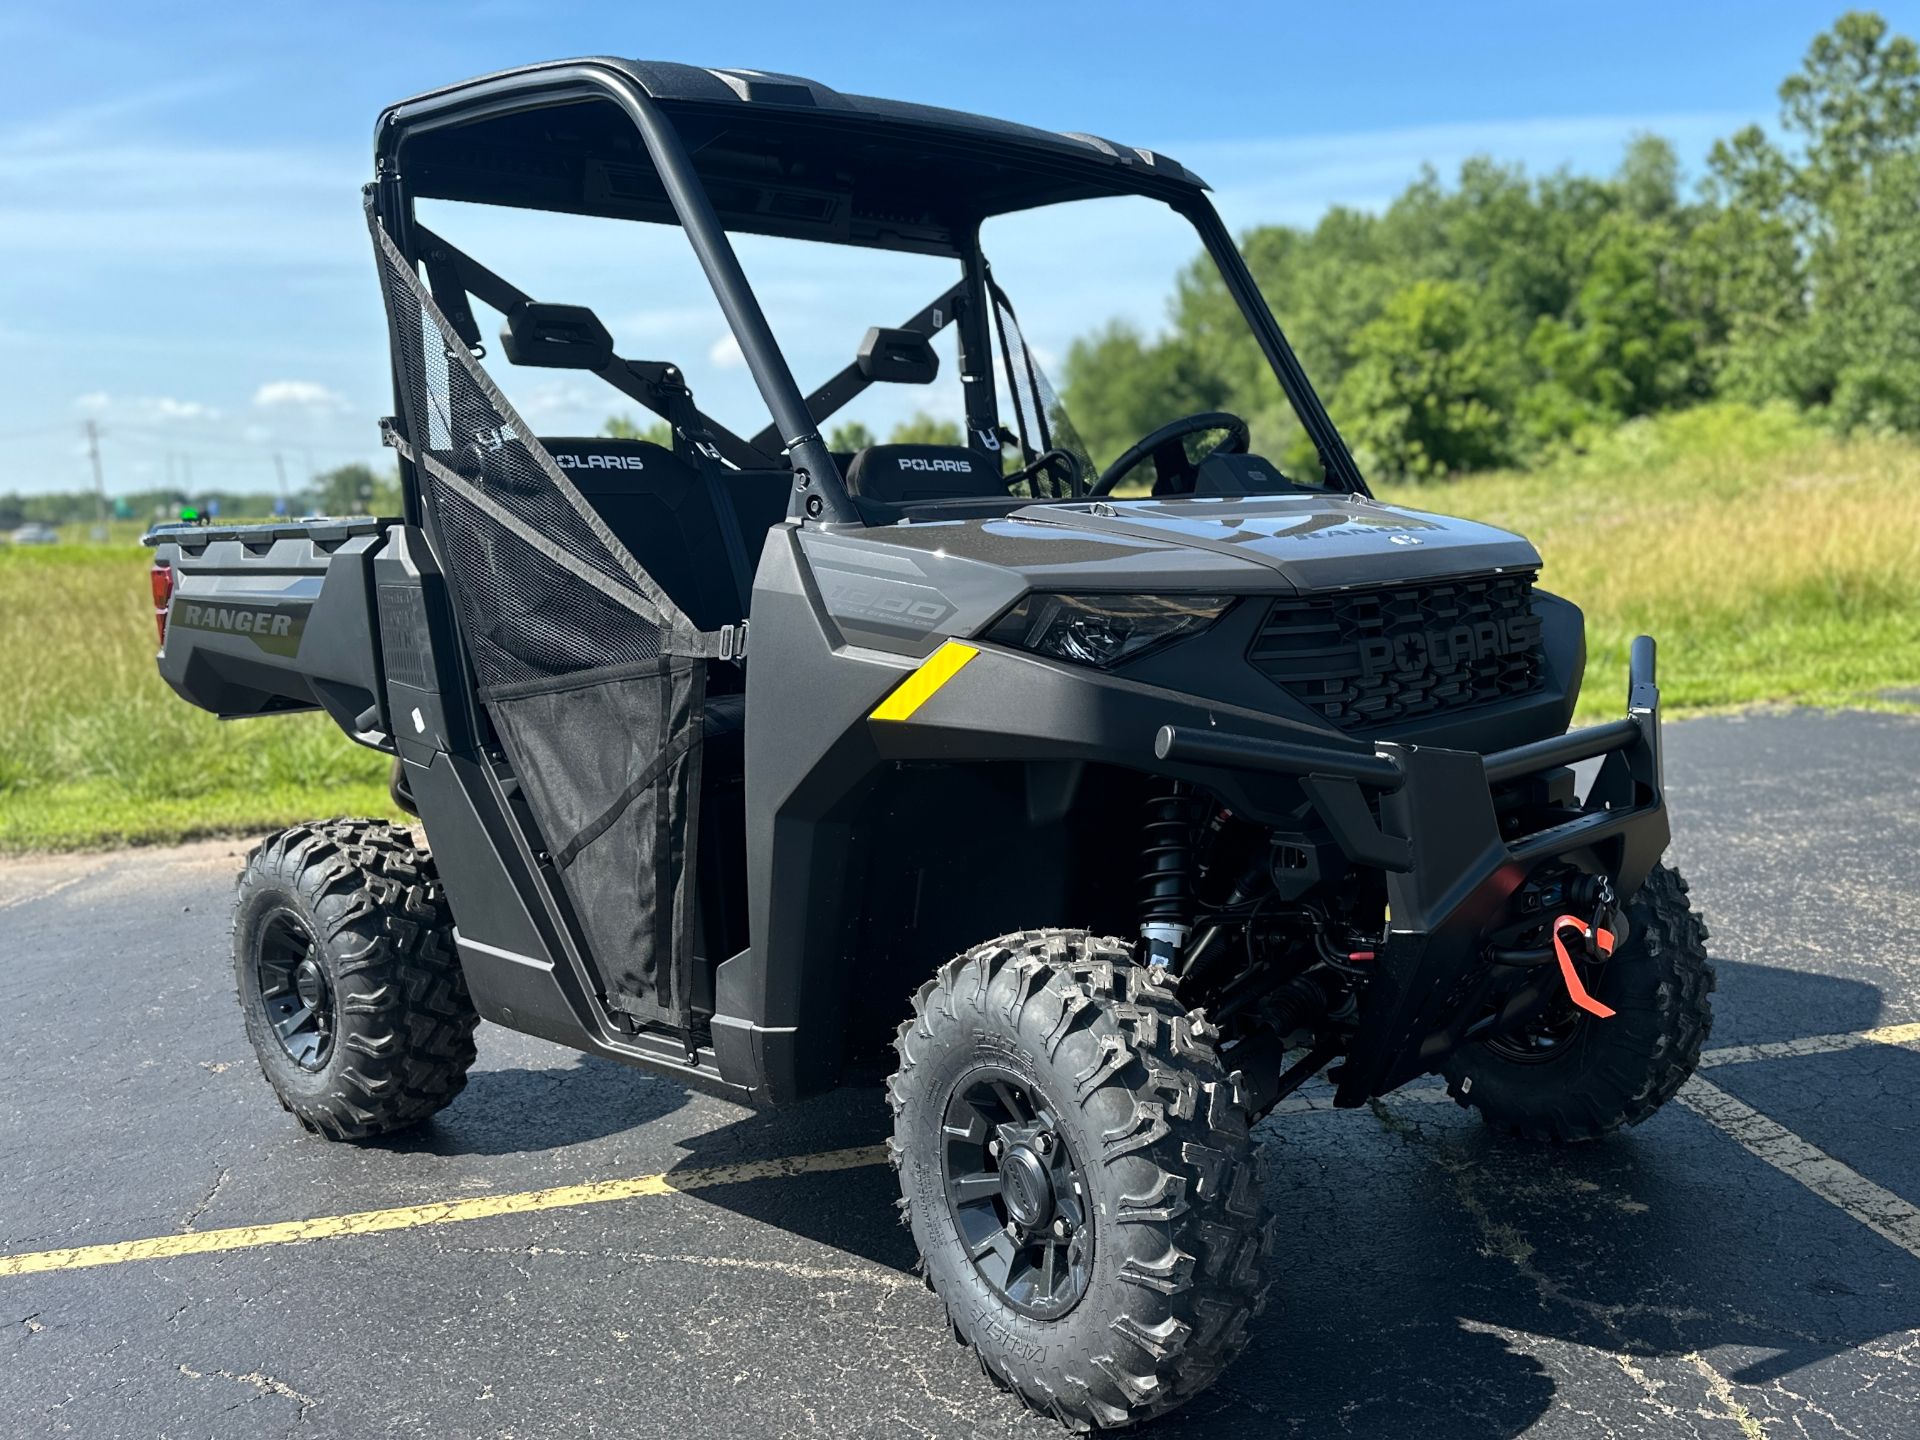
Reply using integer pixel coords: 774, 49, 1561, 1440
6, 1018, 1919, 1283
0, 1144, 887, 1279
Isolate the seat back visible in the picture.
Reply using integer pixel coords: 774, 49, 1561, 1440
1193, 453, 1306, 497
844, 444, 1005, 504
539, 438, 789, 630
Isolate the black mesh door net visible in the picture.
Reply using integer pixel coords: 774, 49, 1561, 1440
369, 203, 731, 1029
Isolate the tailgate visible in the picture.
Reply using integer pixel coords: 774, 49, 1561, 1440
145, 518, 392, 739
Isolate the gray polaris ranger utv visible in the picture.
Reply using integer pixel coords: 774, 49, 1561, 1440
145, 59, 1712, 1430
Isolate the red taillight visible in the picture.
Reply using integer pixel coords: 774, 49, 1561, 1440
150, 562, 173, 648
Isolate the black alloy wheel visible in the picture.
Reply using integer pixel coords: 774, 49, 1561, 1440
941, 1066, 1093, 1318
255, 909, 335, 1071
1480, 999, 1585, 1065
233, 819, 478, 1141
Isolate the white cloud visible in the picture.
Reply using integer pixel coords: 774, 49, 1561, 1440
253, 380, 349, 413
513, 379, 602, 427
71, 391, 221, 423
148, 396, 220, 421
709, 333, 745, 370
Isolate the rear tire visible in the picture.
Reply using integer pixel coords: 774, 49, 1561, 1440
234, 819, 477, 1142
888, 930, 1272, 1430
1443, 863, 1713, 1142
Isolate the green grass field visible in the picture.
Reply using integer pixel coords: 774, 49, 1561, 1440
1374, 405, 1920, 720
0, 545, 395, 852
2, 405, 1916, 853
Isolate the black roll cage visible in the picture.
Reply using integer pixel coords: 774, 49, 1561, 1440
371, 59, 1370, 530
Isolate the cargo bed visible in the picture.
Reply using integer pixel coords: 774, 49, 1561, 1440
144, 518, 396, 743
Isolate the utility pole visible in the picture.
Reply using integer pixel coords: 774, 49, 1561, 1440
273, 453, 289, 515
84, 419, 106, 539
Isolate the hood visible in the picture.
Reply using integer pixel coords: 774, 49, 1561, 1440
1007, 492, 1540, 591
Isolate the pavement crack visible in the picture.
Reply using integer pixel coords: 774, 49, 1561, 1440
18, 1311, 44, 1334
447, 1240, 918, 1293
177, 1363, 318, 1421
1684, 1352, 1768, 1440
182, 1165, 230, 1232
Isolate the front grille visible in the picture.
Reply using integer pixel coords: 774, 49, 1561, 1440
1249, 573, 1544, 730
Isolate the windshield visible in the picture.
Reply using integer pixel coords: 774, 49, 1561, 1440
414, 179, 1332, 505
733, 193, 1330, 500
980, 195, 1327, 495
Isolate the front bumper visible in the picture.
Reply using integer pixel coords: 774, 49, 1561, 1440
1157, 636, 1668, 1103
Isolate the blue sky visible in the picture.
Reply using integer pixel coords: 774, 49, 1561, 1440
0, 1, 1905, 498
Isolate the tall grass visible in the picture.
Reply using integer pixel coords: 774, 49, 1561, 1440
0, 545, 390, 851
1374, 404, 1920, 720
1, 404, 1915, 851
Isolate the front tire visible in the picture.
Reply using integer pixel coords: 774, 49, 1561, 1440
1443, 864, 1714, 1142
234, 819, 478, 1142
888, 930, 1272, 1430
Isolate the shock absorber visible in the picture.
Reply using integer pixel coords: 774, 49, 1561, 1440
1138, 783, 1192, 967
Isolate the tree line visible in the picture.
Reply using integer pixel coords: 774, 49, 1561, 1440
1064, 11, 1920, 482
0, 463, 398, 532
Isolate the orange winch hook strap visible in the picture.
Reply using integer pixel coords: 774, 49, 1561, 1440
1550, 915, 1617, 1019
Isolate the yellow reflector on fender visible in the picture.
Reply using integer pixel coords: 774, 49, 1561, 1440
870, 642, 980, 722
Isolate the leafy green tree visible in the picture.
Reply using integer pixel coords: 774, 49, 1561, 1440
1063, 322, 1227, 466
827, 421, 876, 452
1815, 150, 1920, 431
314, 463, 398, 516
1525, 212, 1707, 436
603, 414, 674, 447
1616, 134, 1680, 220
1333, 280, 1518, 480
1703, 12, 1920, 422
887, 412, 965, 446
1782, 10, 1920, 204
1042, 11, 1920, 476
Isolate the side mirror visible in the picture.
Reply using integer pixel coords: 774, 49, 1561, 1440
856, 326, 938, 385
500, 301, 615, 370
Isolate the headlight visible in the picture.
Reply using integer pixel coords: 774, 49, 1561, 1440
984, 593, 1232, 668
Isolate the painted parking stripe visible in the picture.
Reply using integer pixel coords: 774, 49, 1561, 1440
1677, 1077, 1920, 1262
1273, 1019, 1920, 1114
0, 1145, 887, 1279
0, 872, 91, 911
1694, 1020, 1920, 1068
4, 1019, 1919, 1281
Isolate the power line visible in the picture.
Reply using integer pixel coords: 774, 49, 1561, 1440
105, 424, 381, 460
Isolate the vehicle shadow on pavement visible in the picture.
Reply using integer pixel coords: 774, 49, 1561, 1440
666, 1084, 918, 1270
656, 955, 1918, 1437
375, 1052, 695, 1158
1152, 953, 1914, 1439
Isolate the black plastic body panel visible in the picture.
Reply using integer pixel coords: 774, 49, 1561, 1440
146, 520, 392, 741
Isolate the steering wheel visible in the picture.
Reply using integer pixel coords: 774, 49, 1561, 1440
1090, 412, 1251, 497
1004, 447, 1085, 495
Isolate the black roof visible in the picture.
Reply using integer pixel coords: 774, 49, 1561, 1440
380, 58, 1210, 255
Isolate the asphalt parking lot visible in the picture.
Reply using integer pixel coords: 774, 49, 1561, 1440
3, 709, 1918, 1439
